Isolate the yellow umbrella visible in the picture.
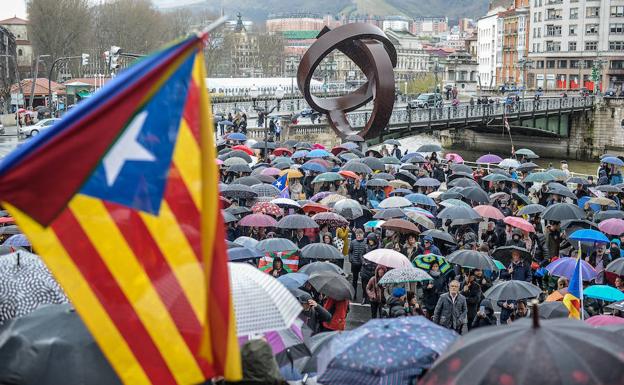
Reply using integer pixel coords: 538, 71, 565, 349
320, 194, 346, 206
279, 169, 303, 179
389, 180, 411, 189
587, 197, 617, 207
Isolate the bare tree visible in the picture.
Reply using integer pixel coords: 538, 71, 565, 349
257, 33, 285, 77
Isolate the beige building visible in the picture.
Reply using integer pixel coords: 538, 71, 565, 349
266, 13, 331, 32
0, 16, 32, 72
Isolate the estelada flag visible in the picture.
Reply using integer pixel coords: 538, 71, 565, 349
0, 33, 241, 384
563, 251, 584, 319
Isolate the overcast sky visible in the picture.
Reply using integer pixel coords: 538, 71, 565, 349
0, 0, 27, 21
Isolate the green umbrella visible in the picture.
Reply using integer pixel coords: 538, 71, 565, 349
524, 172, 555, 183
493, 259, 506, 270
413, 254, 452, 273
513, 192, 532, 205
547, 169, 568, 181
312, 172, 344, 184
483, 173, 512, 182
515, 148, 538, 157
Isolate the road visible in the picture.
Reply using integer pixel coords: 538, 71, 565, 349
0, 126, 22, 158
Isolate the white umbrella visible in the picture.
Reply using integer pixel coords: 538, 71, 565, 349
363, 249, 412, 269
333, 198, 363, 220
229, 263, 301, 336
378, 196, 413, 209
378, 267, 432, 285
498, 158, 521, 169
271, 197, 301, 208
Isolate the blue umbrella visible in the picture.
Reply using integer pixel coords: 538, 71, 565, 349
307, 149, 331, 158
545, 257, 598, 281
578, 196, 600, 212
405, 193, 436, 207
3, 234, 30, 247
342, 142, 359, 150
390, 188, 412, 196
277, 273, 310, 289
569, 229, 610, 243
292, 150, 309, 159
401, 153, 426, 163
227, 132, 247, 141
584, 284, 624, 302
300, 162, 327, 173
218, 120, 234, 126
602, 156, 624, 167
227, 247, 262, 262
317, 317, 458, 385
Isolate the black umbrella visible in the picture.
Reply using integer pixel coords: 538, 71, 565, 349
295, 142, 313, 149
299, 261, 344, 276
459, 186, 490, 203
256, 174, 276, 184
547, 185, 577, 200
0, 304, 122, 385
283, 139, 299, 148
273, 162, 292, 170
251, 183, 281, 198
221, 184, 257, 199
396, 170, 418, 186
447, 250, 499, 270
256, 237, 298, 253
0, 225, 21, 235
512, 192, 531, 205
308, 271, 354, 300
450, 163, 473, 174
516, 203, 546, 216
417, 144, 441, 152
567, 176, 590, 185
606, 258, 624, 276
483, 280, 542, 301
373, 208, 405, 219
421, 229, 457, 244
438, 205, 481, 220
220, 150, 253, 163
367, 178, 390, 188
231, 175, 261, 186
400, 164, 420, 171
222, 210, 238, 223
341, 161, 373, 175
537, 301, 569, 319
414, 177, 441, 187
447, 177, 478, 188
0, 252, 69, 323
421, 315, 624, 385
300, 331, 338, 373
596, 185, 622, 193
439, 190, 463, 200
360, 157, 385, 171
516, 162, 539, 172
218, 148, 232, 155
224, 206, 252, 216
301, 243, 344, 260
374, 172, 394, 181
491, 245, 532, 266
560, 219, 598, 236
276, 214, 319, 229
594, 210, 624, 222
251, 141, 277, 150
405, 154, 427, 164
541, 203, 584, 221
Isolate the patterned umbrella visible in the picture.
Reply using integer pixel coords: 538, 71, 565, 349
318, 317, 457, 385
3, 234, 30, 247
378, 267, 432, 285
229, 263, 301, 335
251, 202, 283, 216
310, 191, 333, 202
251, 183, 281, 198
0, 251, 69, 323
312, 212, 349, 227
333, 199, 363, 220
363, 249, 412, 269
239, 213, 278, 227
277, 214, 319, 229
421, 317, 624, 385
271, 198, 301, 208
413, 254, 452, 273
379, 196, 412, 209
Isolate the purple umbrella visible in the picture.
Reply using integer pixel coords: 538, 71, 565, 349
545, 257, 598, 281
310, 191, 333, 202
476, 154, 503, 164
3, 234, 30, 247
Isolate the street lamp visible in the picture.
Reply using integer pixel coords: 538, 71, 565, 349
516, 58, 533, 99
29, 54, 50, 110
275, 86, 285, 111
249, 84, 259, 109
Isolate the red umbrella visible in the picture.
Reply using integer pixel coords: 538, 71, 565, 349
251, 202, 283, 217
273, 147, 293, 156
0, 217, 15, 224
331, 145, 348, 156
585, 315, 624, 326
338, 170, 359, 180
239, 213, 278, 227
473, 205, 504, 220
312, 143, 326, 150
219, 196, 232, 208
504, 216, 536, 233
231, 145, 254, 155
302, 202, 330, 214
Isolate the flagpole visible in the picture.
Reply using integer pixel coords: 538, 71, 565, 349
578, 240, 584, 321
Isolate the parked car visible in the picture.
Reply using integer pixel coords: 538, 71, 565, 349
604, 89, 617, 97
408, 93, 443, 108
19, 118, 60, 137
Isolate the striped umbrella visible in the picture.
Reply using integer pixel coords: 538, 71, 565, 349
413, 254, 452, 273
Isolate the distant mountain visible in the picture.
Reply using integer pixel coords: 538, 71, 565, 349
166, 0, 489, 23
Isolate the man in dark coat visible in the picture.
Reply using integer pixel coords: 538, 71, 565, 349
297, 292, 331, 335
433, 280, 467, 334
471, 298, 497, 329
500, 249, 532, 282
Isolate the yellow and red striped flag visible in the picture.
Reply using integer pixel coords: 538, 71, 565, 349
0, 33, 241, 384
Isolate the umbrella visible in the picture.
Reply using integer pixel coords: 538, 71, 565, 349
606, 258, 624, 276
302, 202, 330, 215
361, 157, 385, 171
504, 216, 535, 232
299, 261, 344, 276
292, 150, 310, 159
341, 161, 373, 174
588, 196, 617, 207
439, 198, 471, 209
405, 212, 434, 230
458, 186, 490, 203
339, 152, 359, 161
541, 202, 584, 221
251, 141, 277, 150
301, 243, 343, 260
235, 236, 259, 250
422, 315, 624, 385
221, 183, 257, 199
383, 139, 401, 146
276, 214, 319, 230
566, 176, 590, 185
312, 212, 349, 227
437, 205, 481, 221
388, 179, 412, 189
0, 252, 69, 323
374, 172, 395, 181
319, 194, 346, 206
295, 141, 312, 149
338, 170, 359, 180
517, 203, 546, 216
413, 254, 452, 273
312, 172, 344, 184
250, 184, 281, 199
257, 238, 298, 253
380, 156, 401, 165
373, 208, 406, 220
448, 177, 479, 188
232, 176, 262, 187
447, 250, 499, 270
222, 210, 238, 224
307, 149, 331, 158
595, 210, 624, 222
367, 178, 390, 188
584, 284, 624, 302
301, 162, 327, 173
417, 144, 441, 152
0, 225, 21, 235
378, 196, 412, 209
473, 205, 504, 220
345, 133, 364, 142
516, 162, 540, 172
3, 234, 30, 247
280, 169, 304, 179
523, 171, 555, 183
421, 229, 457, 244
299, 331, 338, 373
363, 249, 412, 269
333, 199, 363, 220
229, 263, 301, 335
277, 273, 310, 289
225, 206, 252, 216
228, 246, 263, 261
484, 280, 542, 301
491, 245, 531, 266
232, 144, 254, 155
308, 272, 354, 300
318, 317, 457, 385
405, 193, 436, 207
272, 147, 293, 157
569, 228, 610, 243
414, 177, 441, 187
515, 148, 537, 156
537, 301, 570, 319
598, 218, 624, 235
544, 257, 598, 281
0, 304, 121, 385
239, 213, 278, 227
512, 192, 531, 205
602, 156, 624, 166
476, 154, 503, 164
379, 266, 432, 286
596, 185, 622, 193
586, 315, 624, 326
271, 197, 301, 208
221, 149, 253, 163
498, 158, 521, 169
381, 218, 420, 234
547, 169, 568, 181
401, 153, 427, 163
445, 153, 464, 163
227, 132, 247, 141
223, 157, 248, 167
260, 167, 282, 176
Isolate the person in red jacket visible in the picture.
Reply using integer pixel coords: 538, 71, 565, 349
321, 297, 349, 331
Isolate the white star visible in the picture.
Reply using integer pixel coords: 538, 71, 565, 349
103, 111, 155, 186
275, 181, 282, 188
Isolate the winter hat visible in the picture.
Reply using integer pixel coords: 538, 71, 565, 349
392, 287, 406, 297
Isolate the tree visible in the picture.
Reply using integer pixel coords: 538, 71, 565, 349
405, 74, 437, 94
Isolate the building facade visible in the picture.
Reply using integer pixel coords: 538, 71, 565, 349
411, 17, 449, 35
266, 13, 329, 32
0, 17, 32, 72
477, 12, 500, 89
496, 0, 530, 87
442, 51, 479, 95
528, 0, 624, 91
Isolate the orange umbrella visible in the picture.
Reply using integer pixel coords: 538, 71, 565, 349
338, 170, 359, 180
545, 288, 567, 302
302, 202, 330, 214
231, 145, 254, 155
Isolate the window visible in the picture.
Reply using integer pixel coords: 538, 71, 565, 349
547, 25, 562, 36
586, 24, 599, 35
17, 49, 22, 56
536, 60, 545, 69
570, 59, 579, 68
610, 41, 624, 50
611, 60, 624, 69
569, 42, 577, 51
559, 60, 568, 68
585, 41, 598, 51
547, 59, 557, 68
612, 6, 624, 17
546, 42, 561, 52
570, 8, 578, 19
586, 6, 600, 17
611, 23, 624, 34
569, 25, 577, 35
547, 8, 561, 19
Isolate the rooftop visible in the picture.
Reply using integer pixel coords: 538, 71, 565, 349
282, 30, 320, 40
11, 78, 65, 95
0, 16, 28, 25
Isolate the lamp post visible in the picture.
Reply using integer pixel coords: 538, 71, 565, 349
516, 58, 533, 100
28, 54, 50, 110
249, 84, 266, 156
275, 86, 285, 111
592, 58, 607, 94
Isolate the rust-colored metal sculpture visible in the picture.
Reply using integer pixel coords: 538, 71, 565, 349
297, 23, 397, 139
